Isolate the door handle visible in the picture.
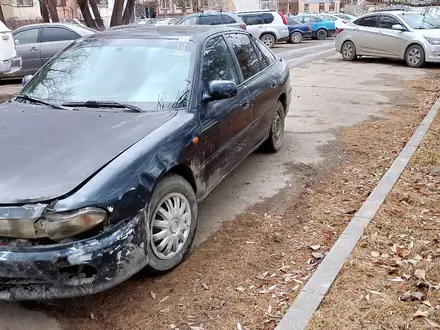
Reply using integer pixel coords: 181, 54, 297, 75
271, 80, 277, 88
242, 100, 250, 110
29, 47, 38, 52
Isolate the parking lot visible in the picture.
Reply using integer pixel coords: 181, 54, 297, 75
2, 38, 438, 329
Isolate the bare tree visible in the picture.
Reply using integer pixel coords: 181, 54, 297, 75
0, 4, 4, 22
121, 0, 135, 24
47, 0, 60, 22
77, 0, 98, 29
110, 0, 124, 26
88, 0, 105, 30
39, 0, 50, 22
172, 0, 187, 15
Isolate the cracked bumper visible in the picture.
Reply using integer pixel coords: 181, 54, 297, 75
0, 215, 149, 301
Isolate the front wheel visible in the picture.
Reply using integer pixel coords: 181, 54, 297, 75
260, 101, 285, 153
260, 33, 276, 48
316, 29, 327, 40
405, 44, 425, 68
290, 32, 302, 44
145, 174, 198, 274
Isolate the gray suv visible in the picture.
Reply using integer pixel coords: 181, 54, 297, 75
177, 12, 246, 30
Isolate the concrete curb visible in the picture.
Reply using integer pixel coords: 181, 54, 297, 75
275, 96, 440, 330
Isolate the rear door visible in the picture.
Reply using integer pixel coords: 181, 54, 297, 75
239, 14, 265, 38
375, 14, 406, 57
39, 26, 80, 65
351, 15, 381, 54
197, 34, 252, 193
198, 14, 225, 26
12, 27, 41, 76
221, 13, 241, 28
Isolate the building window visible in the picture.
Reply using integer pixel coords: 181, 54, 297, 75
161, 0, 170, 8
304, 3, 309, 12
175, 0, 190, 8
319, 2, 324, 11
329, 2, 335, 11
17, 0, 33, 7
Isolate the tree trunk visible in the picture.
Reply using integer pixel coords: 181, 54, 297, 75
191, 0, 199, 12
77, 0, 98, 29
181, 0, 187, 15
47, 0, 60, 22
121, 0, 135, 24
89, 0, 105, 30
110, 0, 124, 26
39, 0, 50, 22
0, 4, 5, 23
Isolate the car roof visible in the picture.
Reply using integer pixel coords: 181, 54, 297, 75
95, 25, 243, 42
185, 11, 234, 17
237, 9, 277, 14
13, 22, 94, 33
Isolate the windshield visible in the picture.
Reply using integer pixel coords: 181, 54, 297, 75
398, 13, 440, 29
21, 38, 194, 110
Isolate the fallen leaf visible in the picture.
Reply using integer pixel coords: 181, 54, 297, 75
426, 319, 440, 328
365, 289, 385, 296
415, 269, 426, 280
390, 277, 405, 282
90, 313, 95, 320
190, 327, 204, 330
403, 274, 412, 280
202, 283, 209, 290
414, 254, 423, 261
169, 325, 179, 330
309, 245, 321, 251
396, 246, 410, 258
401, 291, 424, 301
422, 300, 432, 307
235, 286, 246, 292
414, 310, 429, 318
312, 251, 325, 259
365, 293, 370, 301
237, 322, 243, 330
160, 296, 169, 303
371, 251, 380, 258
151, 291, 156, 300
267, 304, 272, 314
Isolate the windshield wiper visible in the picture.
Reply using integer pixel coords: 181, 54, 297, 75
62, 100, 144, 112
15, 94, 73, 111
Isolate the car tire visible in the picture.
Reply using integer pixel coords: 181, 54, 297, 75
316, 29, 327, 40
405, 44, 425, 68
145, 174, 198, 274
341, 41, 357, 61
260, 101, 285, 153
290, 32, 302, 44
260, 33, 276, 48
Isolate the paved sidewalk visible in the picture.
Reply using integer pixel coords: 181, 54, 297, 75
0, 83, 21, 101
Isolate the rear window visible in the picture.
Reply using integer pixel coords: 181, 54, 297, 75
222, 14, 237, 24
240, 14, 263, 25
199, 15, 224, 25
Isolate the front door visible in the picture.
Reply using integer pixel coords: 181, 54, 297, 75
12, 27, 41, 76
197, 34, 252, 196
375, 14, 406, 58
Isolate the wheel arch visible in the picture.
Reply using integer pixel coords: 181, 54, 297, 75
278, 93, 287, 117
404, 42, 427, 60
259, 31, 277, 41
160, 163, 197, 194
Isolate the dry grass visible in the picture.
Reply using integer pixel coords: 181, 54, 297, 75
24, 73, 440, 330
307, 102, 440, 330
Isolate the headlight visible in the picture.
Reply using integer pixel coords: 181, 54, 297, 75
424, 36, 440, 45
0, 207, 107, 240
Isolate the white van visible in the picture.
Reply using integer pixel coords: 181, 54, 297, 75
0, 20, 21, 74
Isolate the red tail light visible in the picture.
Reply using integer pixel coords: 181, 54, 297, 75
337, 28, 344, 34
307, 25, 311, 31
278, 11, 287, 25
239, 23, 246, 30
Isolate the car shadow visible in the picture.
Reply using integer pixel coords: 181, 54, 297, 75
354, 56, 440, 69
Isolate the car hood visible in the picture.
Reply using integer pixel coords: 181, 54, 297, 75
0, 103, 177, 204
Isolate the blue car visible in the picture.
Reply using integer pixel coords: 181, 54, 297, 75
286, 17, 312, 43
295, 14, 336, 40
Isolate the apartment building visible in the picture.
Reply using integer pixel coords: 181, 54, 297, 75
236, 0, 341, 14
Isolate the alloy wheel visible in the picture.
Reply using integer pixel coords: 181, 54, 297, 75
342, 42, 353, 59
261, 34, 275, 48
407, 47, 421, 66
272, 109, 284, 149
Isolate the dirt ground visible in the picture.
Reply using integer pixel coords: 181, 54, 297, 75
23, 70, 440, 330
307, 89, 440, 329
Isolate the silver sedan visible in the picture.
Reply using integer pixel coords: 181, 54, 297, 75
335, 11, 440, 68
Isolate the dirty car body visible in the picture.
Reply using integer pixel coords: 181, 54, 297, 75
0, 25, 291, 300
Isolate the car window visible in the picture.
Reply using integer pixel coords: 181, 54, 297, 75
222, 14, 236, 24
262, 13, 274, 24
287, 17, 299, 25
354, 15, 378, 27
202, 35, 238, 94
302, 16, 318, 23
242, 14, 263, 25
226, 33, 261, 81
199, 15, 224, 25
378, 15, 401, 29
41, 27, 80, 43
254, 38, 276, 65
330, 16, 338, 21
180, 16, 197, 25
251, 38, 269, 69
14, 28, 39, 45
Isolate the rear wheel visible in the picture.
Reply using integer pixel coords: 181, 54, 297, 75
341, 41, 357, 61
260, 33, 276, 48
290, 32, 302, 44
260, 101, 285, 153
145, 174, 198, 274
405, 44, 425, 68
316, 29, 327, 40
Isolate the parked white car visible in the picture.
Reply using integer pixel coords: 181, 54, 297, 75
317, 13, 346, 30
0, 20, 21, 75
335, 11, 440, 68
236, 10, 289, 48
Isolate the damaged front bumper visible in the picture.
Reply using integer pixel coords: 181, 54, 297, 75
0, 214, 149, 300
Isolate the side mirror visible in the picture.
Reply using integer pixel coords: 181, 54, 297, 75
22, 74, 33, 86
207, 80, 238, 101
391, 24, 405, 31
